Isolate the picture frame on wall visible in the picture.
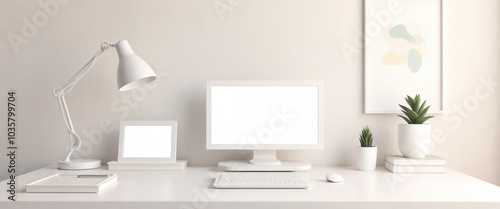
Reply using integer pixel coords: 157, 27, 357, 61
364, 0, 443, 114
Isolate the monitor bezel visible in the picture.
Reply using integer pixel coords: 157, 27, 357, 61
206, 80, 324, 150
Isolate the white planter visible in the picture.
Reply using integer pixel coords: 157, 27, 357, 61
356, 146, 377, 171
398, 124, 431, 159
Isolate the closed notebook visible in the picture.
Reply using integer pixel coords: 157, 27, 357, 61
385, 161, 446, 173
385, 155, 446, 166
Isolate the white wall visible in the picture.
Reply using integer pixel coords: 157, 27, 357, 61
0, 0, 499, 186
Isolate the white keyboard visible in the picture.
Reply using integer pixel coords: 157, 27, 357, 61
213, 172, 310, 189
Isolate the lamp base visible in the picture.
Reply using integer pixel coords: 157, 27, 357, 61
58, 159, 101, 170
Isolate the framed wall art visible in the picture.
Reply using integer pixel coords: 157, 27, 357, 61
364, 0, 443, 114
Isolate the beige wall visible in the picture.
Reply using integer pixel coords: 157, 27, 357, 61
1, 0, 499, 186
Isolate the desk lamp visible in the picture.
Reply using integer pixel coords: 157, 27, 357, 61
53, 40, 157, 170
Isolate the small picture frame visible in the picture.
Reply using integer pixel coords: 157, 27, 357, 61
118, 121, 177, 162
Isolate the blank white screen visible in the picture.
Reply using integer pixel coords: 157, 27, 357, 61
122, 125, 172, 158
210, 86, 319, 145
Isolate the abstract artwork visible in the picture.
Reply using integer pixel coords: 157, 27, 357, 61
383, 21, 426, 73
364, 0, 443, 113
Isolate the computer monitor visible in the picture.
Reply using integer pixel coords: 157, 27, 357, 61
206, 80, 324, 171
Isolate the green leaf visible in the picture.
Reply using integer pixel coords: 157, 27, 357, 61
407, 96, 415, 108
417, 100, 427, 115
359, 126, 374, 147
405, 97, 411, 107
401, 110, 412, 120
398, 115, 412, 124
408, 110, 419, 123
399, 105, 418, 122
412, 94, 420, 111
399, 105, 413, 115
401, 110, 413, 121
415, 115, 434, 124
419, 105, 430, 118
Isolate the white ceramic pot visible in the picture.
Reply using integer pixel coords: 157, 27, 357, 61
398, 124, 431, 158
356, 146, 377, 171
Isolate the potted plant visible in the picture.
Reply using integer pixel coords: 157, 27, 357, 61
356, 126, 377, 171
398, 94, 434, 158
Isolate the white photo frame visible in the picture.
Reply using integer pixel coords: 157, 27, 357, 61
118, 121, 177, 162
364, 0, 444, 114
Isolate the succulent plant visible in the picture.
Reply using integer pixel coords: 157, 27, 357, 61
359, 126, 374, 147
398, 94, 434, 124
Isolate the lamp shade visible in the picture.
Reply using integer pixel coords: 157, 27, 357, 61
116, 40, 157, 91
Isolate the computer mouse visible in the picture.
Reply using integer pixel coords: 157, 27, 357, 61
325, 173, 343, 183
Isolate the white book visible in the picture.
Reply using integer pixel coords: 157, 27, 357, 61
385, 161, 446, 173
26, 173, 117, 193
108, 160, 187, 170
385, 155, 446, 166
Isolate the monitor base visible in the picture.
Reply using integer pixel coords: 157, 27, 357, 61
218, 160, 311, 171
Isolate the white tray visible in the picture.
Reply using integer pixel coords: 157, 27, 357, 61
26, 173, 117, 193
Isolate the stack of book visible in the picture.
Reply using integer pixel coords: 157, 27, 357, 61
385, 155, 446, 173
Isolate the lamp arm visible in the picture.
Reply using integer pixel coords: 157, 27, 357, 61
55, 93, 80, 161
59, 41, 115, 93
53, 41, 116, 162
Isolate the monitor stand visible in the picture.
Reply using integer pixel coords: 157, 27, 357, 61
217, 150, 311, 171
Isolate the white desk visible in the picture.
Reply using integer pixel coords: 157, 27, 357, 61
1, 166, 500, 209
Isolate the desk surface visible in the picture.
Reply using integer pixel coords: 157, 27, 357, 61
2, 166, 500, 209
